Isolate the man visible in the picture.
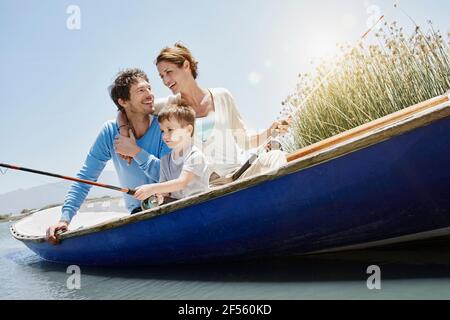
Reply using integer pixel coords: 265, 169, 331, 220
46, 69, 170, 244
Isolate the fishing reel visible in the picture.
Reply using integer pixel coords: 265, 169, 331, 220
267, 137, 283, 151
140, 194, 164, 211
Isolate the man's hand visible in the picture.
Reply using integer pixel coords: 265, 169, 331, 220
46, 221, 69, 245
134, 184, 157, 201
118, 124, 133, 165
114, 129, 141, 159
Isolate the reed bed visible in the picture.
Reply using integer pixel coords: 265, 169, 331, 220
283, 21, 450, 151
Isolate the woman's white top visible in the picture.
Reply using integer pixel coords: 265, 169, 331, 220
154, 88, 253, 176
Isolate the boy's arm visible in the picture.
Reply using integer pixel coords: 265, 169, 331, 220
134, 171, 194, 200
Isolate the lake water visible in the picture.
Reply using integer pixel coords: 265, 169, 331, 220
2, 221, 450, 300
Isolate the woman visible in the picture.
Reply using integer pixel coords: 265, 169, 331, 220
117, 43, 289, 182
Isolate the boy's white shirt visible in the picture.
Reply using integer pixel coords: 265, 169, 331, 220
154, 88, 255, 177
159, 144, 210, 200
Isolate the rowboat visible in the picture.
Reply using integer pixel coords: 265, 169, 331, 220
10, 94, 450, 266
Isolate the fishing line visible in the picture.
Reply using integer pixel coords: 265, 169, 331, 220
393, 1, 419, 27
274, 14, 385, 151
281, 15, 385, 121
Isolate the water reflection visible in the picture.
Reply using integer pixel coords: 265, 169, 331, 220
4, 222, 450, 299
15, 237, 450, 283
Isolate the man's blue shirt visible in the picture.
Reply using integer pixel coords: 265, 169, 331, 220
61, 116, 170, 222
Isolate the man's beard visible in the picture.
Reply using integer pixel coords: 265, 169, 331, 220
129, 101, 153, 115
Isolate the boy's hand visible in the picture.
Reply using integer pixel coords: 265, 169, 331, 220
134, 184, 157, 201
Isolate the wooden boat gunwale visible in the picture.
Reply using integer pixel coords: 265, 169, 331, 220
10, 94, 450, 244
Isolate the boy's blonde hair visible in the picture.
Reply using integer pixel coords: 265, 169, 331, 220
158, 102, 196, 137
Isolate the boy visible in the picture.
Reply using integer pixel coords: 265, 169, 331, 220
133, 103, 210, 204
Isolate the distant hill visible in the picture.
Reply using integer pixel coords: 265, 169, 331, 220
0, 171, 120, 215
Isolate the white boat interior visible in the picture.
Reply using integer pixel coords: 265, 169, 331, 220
13, 198, 129, 237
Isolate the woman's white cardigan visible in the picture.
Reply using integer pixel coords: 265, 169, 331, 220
154, 88, 254, 176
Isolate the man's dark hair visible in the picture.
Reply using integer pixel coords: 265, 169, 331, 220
109, 68, 149, 111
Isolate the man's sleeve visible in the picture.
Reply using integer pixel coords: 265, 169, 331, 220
133, 130, 170, 183
60, 124, 112, 223
158, 155, 169, 183
133, 150, 161, 183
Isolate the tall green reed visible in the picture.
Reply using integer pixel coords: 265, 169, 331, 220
283, 21, 450, 152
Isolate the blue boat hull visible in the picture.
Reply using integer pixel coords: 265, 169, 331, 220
22, 114, 450, 266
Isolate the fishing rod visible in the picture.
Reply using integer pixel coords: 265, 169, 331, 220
271, 14, 386, 156
236, 15, 385, 183
0, 163, 136, 195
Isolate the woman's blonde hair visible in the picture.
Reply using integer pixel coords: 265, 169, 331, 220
155, 42, 199, 79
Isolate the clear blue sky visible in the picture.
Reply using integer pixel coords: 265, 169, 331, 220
0, 0, 448, 194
